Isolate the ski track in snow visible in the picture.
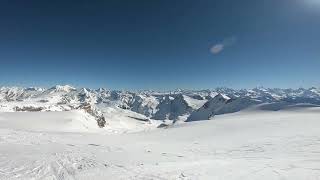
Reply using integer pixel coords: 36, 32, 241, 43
1, 108, 320, 179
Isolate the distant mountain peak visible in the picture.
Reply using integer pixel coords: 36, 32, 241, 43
49, 85, 76, 92
1, 86, 320, 123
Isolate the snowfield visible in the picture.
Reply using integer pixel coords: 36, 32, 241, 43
1, 106, 320, 180
1, 85, 320, 179
0, 111, 102, 133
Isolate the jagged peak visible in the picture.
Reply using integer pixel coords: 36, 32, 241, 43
96, 88, 108, 92
212, 93, 230, 101
49, 85, 76, 92
0, 86, 23, 90
24, 87, 45, 91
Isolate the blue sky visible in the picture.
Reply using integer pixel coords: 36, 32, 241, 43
0, 0, 319, 90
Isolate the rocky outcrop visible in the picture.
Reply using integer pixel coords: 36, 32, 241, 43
152, 94, 192, 121
77, 103, 106, 128
14, 106, 44, 112
187, 94, 262, 121
187, 94, 229, 122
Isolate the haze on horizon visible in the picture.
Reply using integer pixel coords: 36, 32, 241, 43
0, 0, 319, 89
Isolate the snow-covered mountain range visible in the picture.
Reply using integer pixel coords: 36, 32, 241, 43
1, 85, 320, 179
1, 85, 320, 126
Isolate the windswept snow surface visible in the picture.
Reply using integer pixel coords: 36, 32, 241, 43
1, 107, 320, 179
0, 111, 105, 133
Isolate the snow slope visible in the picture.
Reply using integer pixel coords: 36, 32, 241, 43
0, 107, 320, 179
0, 110, 102, 133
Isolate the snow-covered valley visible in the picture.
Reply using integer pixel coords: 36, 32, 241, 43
0, 85, 320, 179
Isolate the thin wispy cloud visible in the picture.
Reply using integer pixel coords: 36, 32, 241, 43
210, 37, 237, 55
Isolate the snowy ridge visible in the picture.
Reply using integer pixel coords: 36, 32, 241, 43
1, 85, 320, 124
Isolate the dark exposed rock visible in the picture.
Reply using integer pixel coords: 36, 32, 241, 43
152, 94, 192, 121
127, 116, 150, 122
187, 94, 229, 122
14, 106, 43, 112
157, 123, 170, 128
77, 102, 106, 128
97, 116, 106, 128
